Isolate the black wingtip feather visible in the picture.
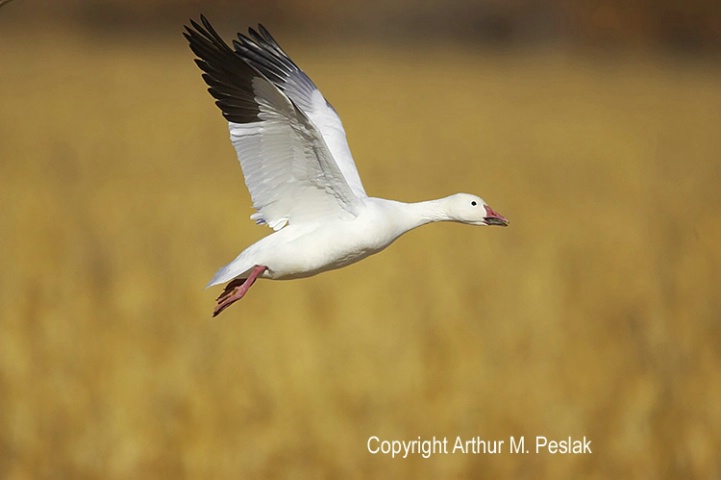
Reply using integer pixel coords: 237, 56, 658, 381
184, 16, 262, 124
257, 24, 285, 53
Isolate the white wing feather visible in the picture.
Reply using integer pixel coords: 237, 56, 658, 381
231, 78, 360, 230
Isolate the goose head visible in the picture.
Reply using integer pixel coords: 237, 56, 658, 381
446, 193, 509, 227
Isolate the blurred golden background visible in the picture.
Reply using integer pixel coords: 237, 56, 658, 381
0, 0, 718, 478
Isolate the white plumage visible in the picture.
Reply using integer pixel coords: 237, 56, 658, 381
184, 16, 508, 316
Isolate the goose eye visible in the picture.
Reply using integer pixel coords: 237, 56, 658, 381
471, 201, 477, 206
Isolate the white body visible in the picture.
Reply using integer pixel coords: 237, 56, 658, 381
208, 196, 468, 284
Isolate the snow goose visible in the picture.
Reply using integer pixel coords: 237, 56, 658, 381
184, 16, 509, 316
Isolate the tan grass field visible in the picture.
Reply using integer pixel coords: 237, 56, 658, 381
0, 25, 718, 479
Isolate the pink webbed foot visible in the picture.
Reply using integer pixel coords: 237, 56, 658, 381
213, 265, 268, 317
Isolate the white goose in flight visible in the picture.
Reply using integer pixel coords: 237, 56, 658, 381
184, 16, 508, 316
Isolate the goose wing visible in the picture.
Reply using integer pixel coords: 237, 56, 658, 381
184, 16, 366, 230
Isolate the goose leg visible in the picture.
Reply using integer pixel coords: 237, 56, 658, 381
213, 265, 267, 317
